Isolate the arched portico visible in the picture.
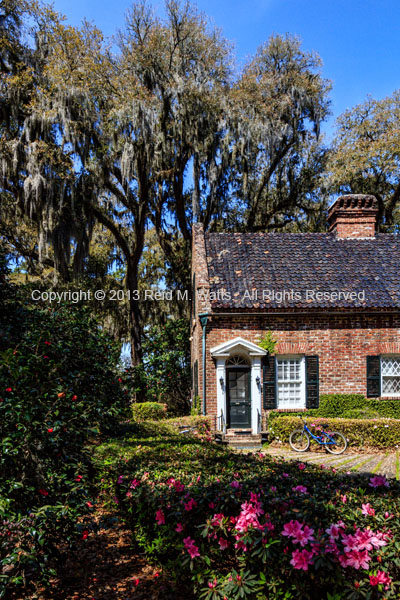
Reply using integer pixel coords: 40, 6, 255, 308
210, 337, 267, 434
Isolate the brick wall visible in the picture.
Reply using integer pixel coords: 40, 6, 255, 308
197, 312, 400, 419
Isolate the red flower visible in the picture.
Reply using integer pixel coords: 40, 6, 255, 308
118, 377, 123, 383
43, 355, 49, 359
5, 388, 12, 392
75, 475, 83, 481
47, 428, 53, 433
39, 489, 48, 496
87, 501, 93, 508
44, 341, 51, 345
82, 530, 89, 540
57, 392, 65, 398
72, 395, 78, 401
132, 578, 140, 586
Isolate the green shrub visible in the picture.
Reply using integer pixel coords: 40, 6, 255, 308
267, 394, 400, 424
269, 416, 400, 449
0, 281, 129, 595
318, 393, 366, 417
131, 401, 167, 421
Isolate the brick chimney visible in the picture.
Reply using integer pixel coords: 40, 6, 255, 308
328, 194, 378, 239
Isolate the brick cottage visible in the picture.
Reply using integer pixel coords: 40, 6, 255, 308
190, 195, 400, 435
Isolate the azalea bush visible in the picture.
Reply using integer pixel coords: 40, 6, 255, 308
269, 416, 400, 449
0, 278, 130, 595
95, 425, 400, 599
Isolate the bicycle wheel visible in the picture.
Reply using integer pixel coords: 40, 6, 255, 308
325, 432, 347, 455
289, 429, 310, 452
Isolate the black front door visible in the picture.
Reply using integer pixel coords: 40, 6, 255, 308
227, 367, 251, 428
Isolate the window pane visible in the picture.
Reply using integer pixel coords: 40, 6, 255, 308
382, 357, 400, 376
382, 377, 400, 394
277, 358, 301, 381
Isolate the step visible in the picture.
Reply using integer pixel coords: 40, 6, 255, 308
224, 435, 261, 441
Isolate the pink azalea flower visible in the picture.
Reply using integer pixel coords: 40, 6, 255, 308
282, 520, 314, 547
183, 536, 200, 559
292, 485, 308, 494
175, 522, 184, 532
117, 475, 124, 484
369, 570, 392, 590
230, 481, 241, 489
130, 479, 140, 488
339, 549, 370, 570
184, 497, 197, 511
369, 475, 389, 488
208, 579, 217, 589
282, 473, 289, 478
298, 463, 306, 470
361, 503, 375, 516
218, 537, 229, 550
270, 486, 277, 492
325, 522, 345, 540
340, 494, 347, 504
290, 549, 314, 571
155, 509, 165, 525
282, 520, 303, 539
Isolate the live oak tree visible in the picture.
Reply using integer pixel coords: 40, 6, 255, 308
1, 0, 332, 365
230, 34, 331, 232
328, 91, 400, 230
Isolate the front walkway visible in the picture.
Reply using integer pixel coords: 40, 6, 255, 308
262, 446, 399, 480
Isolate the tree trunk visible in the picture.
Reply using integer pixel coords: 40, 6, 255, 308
126, 258, 142, 367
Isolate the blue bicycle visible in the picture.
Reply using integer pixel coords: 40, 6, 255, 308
289, 418, 347, 454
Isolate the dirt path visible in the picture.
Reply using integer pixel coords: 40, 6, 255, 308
22, 510, 194, 600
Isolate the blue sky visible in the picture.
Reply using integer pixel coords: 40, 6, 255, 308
52, 0, 400, 139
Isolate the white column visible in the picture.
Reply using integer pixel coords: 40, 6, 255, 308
216, 358, 226, 432
251, 356, 262, 434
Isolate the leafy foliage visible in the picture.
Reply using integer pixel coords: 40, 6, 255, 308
258, 331, 278, 354
328, 91, 400, 230
132, 318, 191, 414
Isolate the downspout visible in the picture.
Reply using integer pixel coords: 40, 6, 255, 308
199, 313, 208, 415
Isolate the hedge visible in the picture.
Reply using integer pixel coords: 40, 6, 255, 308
269, 416, 400, 449
268, 394, 400, 424
131, 401, 167, 421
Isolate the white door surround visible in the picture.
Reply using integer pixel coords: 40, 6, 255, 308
210, 337, 267, 434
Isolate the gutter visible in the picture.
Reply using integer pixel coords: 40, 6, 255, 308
198, 313, 208, 416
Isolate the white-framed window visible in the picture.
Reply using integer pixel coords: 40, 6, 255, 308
381, 356, 400, 397
276, 355, 306, 409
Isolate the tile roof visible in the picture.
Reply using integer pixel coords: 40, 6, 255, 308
205, 232, 400, 310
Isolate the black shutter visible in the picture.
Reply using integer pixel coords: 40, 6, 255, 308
263, 355, 277, 409
305, 356, 319, 409
367, 356, 381, 397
